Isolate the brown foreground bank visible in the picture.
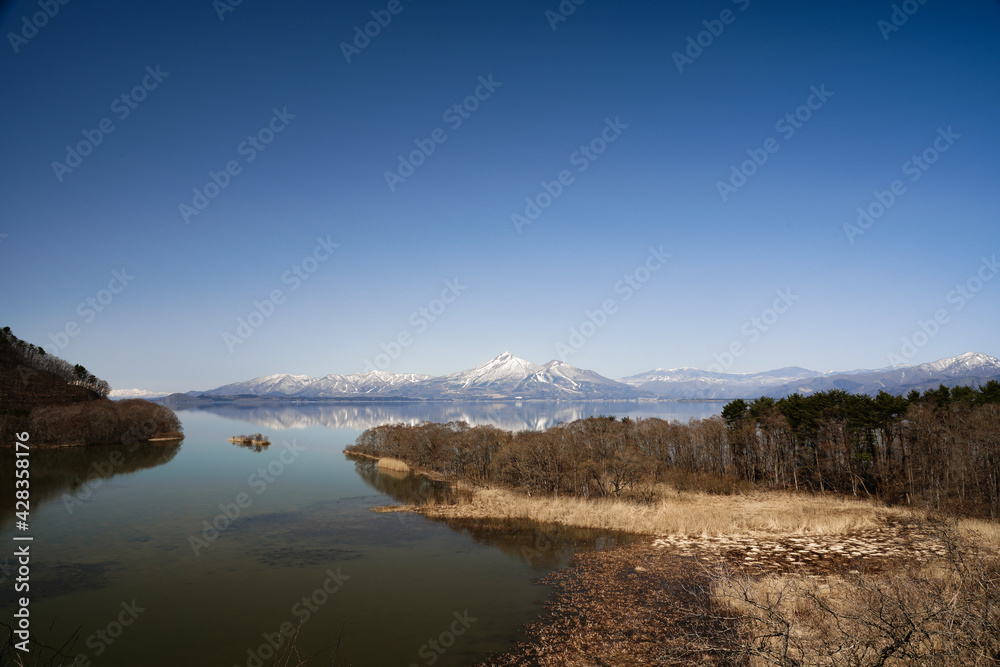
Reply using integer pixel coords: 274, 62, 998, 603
472, 543, 726, 666
377, 482, 1000, 665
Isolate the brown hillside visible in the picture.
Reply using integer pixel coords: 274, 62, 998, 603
0, 347, 101, 410
0, 327, 182, 447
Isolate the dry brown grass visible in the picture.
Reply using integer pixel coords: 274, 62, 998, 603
376, 456, 410, 473
413, 483, 916, 539
707, 546, 1000, 666
958, 516, 1000, 552
395, 474, 1000, 665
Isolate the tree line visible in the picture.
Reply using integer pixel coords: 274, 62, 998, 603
722, 384, 1000, 518
1, 325, 183, 446
1, 326, 110, 398
346, 383, 1000, 519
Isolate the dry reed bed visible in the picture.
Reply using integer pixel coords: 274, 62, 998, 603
708, 549, 1000, 666
406, 482, 1000, 665
411, 483, 911, 539
375, 456, 410, 472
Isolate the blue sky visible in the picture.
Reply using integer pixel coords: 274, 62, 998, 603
1, 0, 998, 391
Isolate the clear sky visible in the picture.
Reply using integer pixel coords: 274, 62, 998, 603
1, 0, 998, 391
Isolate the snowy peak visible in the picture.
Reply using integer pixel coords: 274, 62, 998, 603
416, 353, 642, 398
193, 353, 647, 400
917, 352, 1000, 375
204, 373, 317, 396
445, 352, 542, 387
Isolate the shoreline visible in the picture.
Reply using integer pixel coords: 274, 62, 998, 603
0, 434, 184, 449
373, 478, 1000, 664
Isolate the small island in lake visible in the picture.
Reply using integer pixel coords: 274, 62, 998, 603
228, 433, 270, 451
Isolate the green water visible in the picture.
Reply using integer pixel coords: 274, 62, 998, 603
0, 401, 719, 666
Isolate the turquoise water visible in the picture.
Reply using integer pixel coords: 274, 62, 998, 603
0, 401, 720, 666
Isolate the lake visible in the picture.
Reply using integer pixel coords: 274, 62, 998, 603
0, 400, 723, 666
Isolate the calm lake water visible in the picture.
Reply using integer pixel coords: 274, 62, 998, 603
0, 401, 722, 666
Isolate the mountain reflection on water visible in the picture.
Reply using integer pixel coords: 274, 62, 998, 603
174, 400, 723, 432
351, 457, 638, 570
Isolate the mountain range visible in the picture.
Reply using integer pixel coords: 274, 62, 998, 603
620, 352, 1000, 398
162, 351, 1000, 403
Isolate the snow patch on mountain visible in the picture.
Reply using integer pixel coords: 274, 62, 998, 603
189, 352, 999, 401
109, 388, 170, 399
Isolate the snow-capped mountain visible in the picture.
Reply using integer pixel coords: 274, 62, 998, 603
190, 352, 648, 401
434, 352, 542, 389
202, 373, 315, 396
620, 366, 824, 399
917, 351, 998, 375
624, 352, 1000, 399
385, 352, 645, 399
199, 370, 432, 398
302, 370, 434, 397
765, 352, 1000, 398
109, 388, 170, 399
182, 352, 1000, 402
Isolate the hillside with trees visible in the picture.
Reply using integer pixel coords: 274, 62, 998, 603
0, 326, 182, 446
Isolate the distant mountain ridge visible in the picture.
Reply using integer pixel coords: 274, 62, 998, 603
622, 352, 1000, 399
110, 388, 170, 399
174, 351, 1000, 402
192, 352, 644, 401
